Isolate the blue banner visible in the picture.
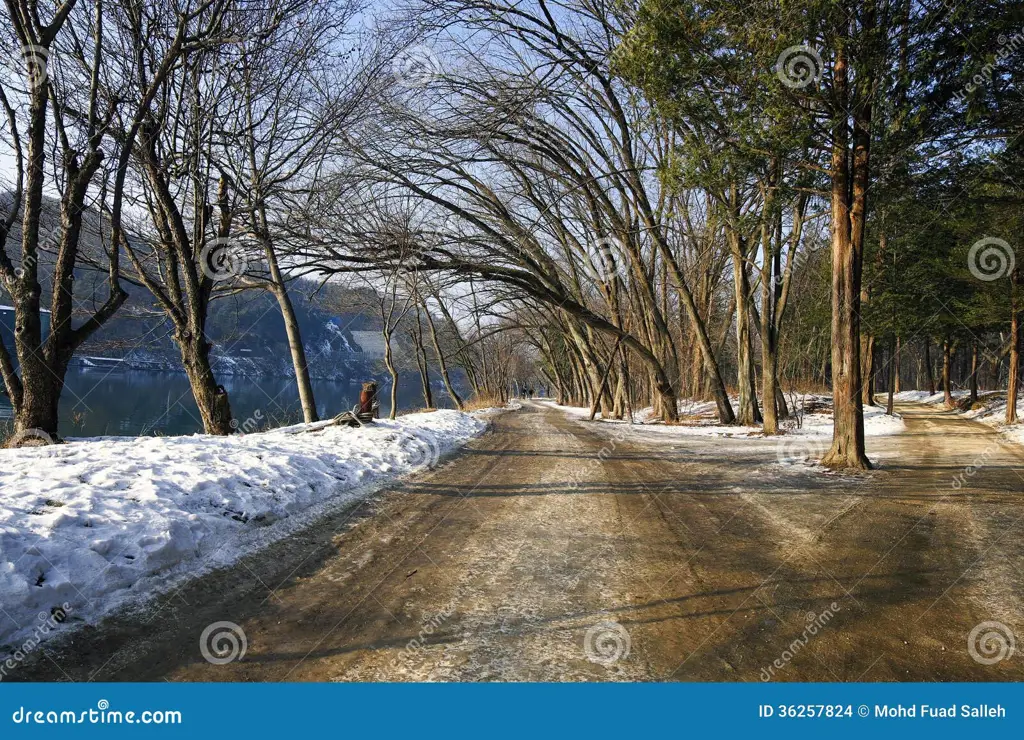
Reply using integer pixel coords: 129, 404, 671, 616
1, 683, 1021, 738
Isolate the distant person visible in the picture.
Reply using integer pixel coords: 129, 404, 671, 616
528, 387, 535, 399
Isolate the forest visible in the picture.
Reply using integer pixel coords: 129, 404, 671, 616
1, 0, 1021, 470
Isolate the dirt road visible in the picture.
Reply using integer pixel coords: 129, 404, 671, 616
18, 402, 1024, 681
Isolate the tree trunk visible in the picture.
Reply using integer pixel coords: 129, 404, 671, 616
423, 302, 463, 409
11, 370, 62, 441
894, 336, 901, 393
267, 284, 317, 422
730, 239, 761, 425
1009, 287, 1020, 424
942, 339, 954, 408
969, 340, 979, 405
821, 43, 870, 470
886, 337, 895, 415
178, 334, 233, 435
383, 329, 399, 420
924, 340, 936, 394
861, 335, 876, 406
414, 333, 434, 409
266, 258, 317, 423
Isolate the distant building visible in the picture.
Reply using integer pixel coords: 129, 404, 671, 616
350, 330, 386, 359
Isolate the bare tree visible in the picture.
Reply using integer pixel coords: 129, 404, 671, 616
0, 0, 230, 442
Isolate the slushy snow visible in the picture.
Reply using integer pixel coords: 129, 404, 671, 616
0, 410, 485, 655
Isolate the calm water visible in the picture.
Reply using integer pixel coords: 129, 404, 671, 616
0, 369, 453, 438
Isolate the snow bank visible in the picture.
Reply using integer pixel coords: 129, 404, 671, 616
542, 395, 906, 472
542, 395, 905, 439
0, 410, 485, 655
895, 389, 1024, 447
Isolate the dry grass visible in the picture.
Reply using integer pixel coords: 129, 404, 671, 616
461, 394, 506, 412
397, 407, 438, 416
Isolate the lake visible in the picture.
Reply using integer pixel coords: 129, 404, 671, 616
0, 369, 458, 438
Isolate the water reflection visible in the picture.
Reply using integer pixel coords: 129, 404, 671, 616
1, 369, 454, 438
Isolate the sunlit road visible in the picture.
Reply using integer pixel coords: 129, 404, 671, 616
20, 402, 1024, 681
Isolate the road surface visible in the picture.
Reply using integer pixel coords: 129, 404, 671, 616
18, 402, 1024, 681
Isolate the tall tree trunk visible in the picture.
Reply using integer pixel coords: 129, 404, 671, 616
862, 335, 876, 406
942, 338, 954, 408
411, 307, 434, 409
1008, 284, 1020, 424
729, 231, 761, 425
894, 336, 902, 393
969, 340, 979, 405
822, 41, 871, 470
265, 248, 317, 423
886, 337, 895, 415
924, 339, 936, 394
423, 302, 463, 409
383, 328, 399, 420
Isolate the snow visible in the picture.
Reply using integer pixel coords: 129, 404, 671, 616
540, 395, 907, 472
895, 389, 1024, 447
540, 395, 906, 439
0, 410, 486, 655
323, 320, 352, 352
